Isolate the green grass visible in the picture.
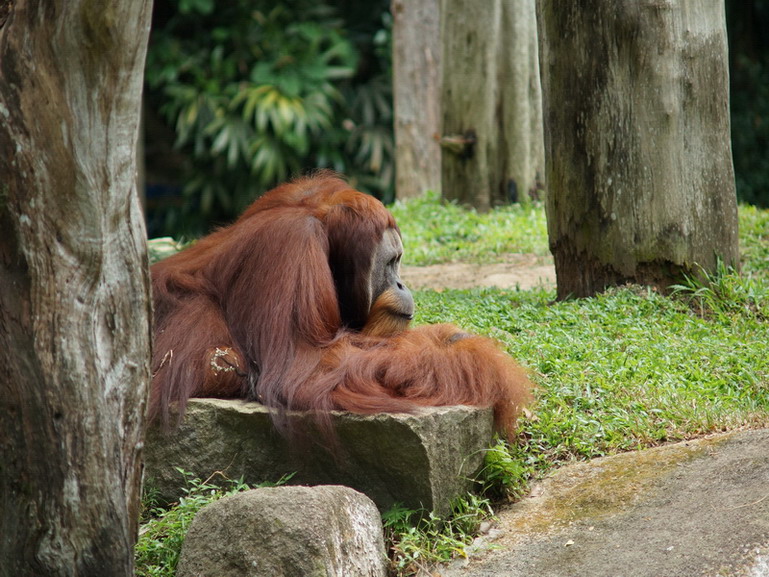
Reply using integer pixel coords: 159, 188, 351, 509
392, 193, 767, 272
140, 196, 769, 576
417, 284, 768, 463
137, 472, 245, 577
399, 198, 769, 501
383, 495, 494, 575
136, 471, 293, 577
670, 259, 768, 320
389, 191, 550, 265
383, 198, 769, 573
739, 203, 769, 280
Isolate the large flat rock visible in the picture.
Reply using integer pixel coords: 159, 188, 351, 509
441, 429, 769, 577
143, 398, 494, 516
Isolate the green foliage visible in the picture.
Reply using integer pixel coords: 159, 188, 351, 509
383, 496, 494, 576
670, 259, 768, 320
136, 470, 292, 577
341, 70, 394, 197
719, 0, 769, 205
147, 237, 189, 265
145, 0, 393, 236
476, 437, 537, 502
740, 203, 769, 279
730, 50, 769, 207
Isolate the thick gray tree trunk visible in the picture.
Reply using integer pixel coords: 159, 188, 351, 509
392, 0, 442, 198
0, 2, 153, 575
538, 0, 739, 299
440, 0, 544, 210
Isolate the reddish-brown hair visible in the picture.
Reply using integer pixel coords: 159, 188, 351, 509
151, 173, 531, 437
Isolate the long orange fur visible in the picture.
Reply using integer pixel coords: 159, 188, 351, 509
150, 173, 532, 437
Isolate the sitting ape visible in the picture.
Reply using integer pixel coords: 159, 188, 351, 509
150, 173, 531, 437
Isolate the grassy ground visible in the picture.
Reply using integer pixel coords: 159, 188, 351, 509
385, 196, 769, 572
138, 196, 769, 576
402, 196, 768, 478
390, 192, 551, 265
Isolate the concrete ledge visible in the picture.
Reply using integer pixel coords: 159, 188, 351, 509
143, 398, 494, 516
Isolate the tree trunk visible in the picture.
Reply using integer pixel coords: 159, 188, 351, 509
0, 2, 153, 576
440, 0, 544, 210
392, 0, 442, 199
537, 0, 739, 299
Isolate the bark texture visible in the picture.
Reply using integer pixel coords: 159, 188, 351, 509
538, 0, 739, 299
440, 0, 544, 209
392, 0, 442, 198
0, 2, 152, 575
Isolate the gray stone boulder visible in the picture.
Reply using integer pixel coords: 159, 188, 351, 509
176, 485, 387, 577
144, 398, 493, 516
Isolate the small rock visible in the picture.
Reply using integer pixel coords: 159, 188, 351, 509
176, 485, 387, 577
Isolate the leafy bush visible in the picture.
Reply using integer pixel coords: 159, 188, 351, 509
145, 0, 393, 236
147, 237, 188, 265
727, 0, 769, 207
477, 437, 536, 502
730, 55, 769, 207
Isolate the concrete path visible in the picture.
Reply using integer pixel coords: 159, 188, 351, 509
440, 429, 769, 577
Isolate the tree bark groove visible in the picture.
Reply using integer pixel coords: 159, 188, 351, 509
392, 0, 442, 199
0, 2, 152, 575
538, 0, 739, 299
440, 0, 543, 210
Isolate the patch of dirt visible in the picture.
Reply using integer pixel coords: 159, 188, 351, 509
401, 254, 556, 291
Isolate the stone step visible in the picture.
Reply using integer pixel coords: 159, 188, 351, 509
144, 398, 495, 516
